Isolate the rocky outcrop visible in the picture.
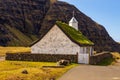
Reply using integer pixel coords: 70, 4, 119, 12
0, 0, 120, 52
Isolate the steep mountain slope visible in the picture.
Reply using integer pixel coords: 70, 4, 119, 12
0, 0, 50, 46
0, 0, 120, 52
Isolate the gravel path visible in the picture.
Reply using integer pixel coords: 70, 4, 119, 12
59, 64, 120, 80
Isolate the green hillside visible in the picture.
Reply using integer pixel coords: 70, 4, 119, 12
5, 24, 38, 46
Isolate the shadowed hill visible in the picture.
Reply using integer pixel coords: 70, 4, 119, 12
0, 0, 120, 52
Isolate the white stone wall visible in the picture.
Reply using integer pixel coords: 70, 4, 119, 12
31, 25, 80, 54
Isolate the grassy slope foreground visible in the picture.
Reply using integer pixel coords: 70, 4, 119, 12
0, 61, 77, 80
0, 47, 77, 80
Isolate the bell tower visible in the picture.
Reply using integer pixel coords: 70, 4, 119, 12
69, 11, 78, 30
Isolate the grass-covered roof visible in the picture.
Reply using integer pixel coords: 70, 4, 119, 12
56, 21, 94, 46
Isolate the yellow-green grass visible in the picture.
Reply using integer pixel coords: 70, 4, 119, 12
0, 47, 30, 57
111, 52, 120, 60
0, 61, 77, 80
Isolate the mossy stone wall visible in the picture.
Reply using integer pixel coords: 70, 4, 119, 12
6, 53, 113, 64
6, 53, 78, 63
90, 53, 113, 64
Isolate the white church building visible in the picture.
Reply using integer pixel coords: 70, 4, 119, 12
31, 15, 94, 64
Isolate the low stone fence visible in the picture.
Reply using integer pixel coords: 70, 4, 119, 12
90, 52, 113, 64
6, 53, 78, 63
6, 52, 113, 64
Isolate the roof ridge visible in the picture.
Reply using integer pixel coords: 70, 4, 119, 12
69, 17, 78, 23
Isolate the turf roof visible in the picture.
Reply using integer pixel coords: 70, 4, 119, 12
56, 21, 94, 46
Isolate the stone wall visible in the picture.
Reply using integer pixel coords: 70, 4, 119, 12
6, 53, 78, 63
90, 52, 113, 64
6, 52, 113, 64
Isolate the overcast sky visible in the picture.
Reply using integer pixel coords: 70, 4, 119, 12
59, 0, 120, 42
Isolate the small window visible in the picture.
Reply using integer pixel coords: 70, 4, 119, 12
83, 47, 85, 53
82, 47, 86, 53
86, 47, 90, 53
80, 47, 83, 53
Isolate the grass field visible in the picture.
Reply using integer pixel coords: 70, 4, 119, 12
0, 47, 77, 80
0, 47, 30, 57
0, 61, 77, 80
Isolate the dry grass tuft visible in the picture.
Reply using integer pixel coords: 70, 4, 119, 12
111, 52, 120, 59
111, 52, 120, 61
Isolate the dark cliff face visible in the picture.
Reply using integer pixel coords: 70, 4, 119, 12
0, 0, 50, 46
0, 0, 120, 52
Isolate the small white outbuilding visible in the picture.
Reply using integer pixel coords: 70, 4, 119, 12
31, 16, 94, 64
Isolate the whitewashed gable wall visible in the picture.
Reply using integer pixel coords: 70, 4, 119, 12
31, 25, 80, 54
